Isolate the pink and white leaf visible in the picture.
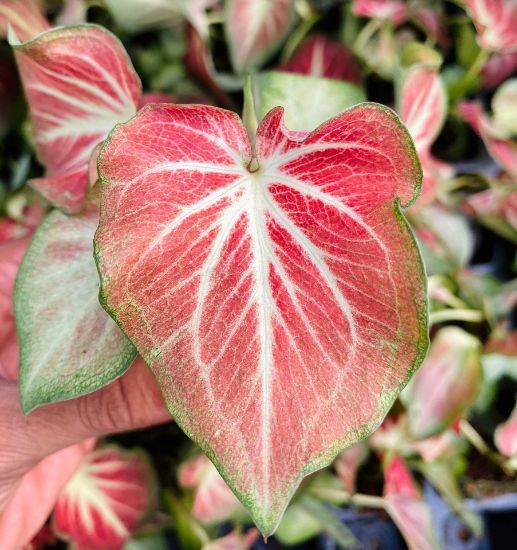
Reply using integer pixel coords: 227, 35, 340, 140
405, 326, 482, 439
352, 0, 408, 25
482, 52, 517, 89
0, 0, 49, 42
281, 35, 361, 84
383, 455, 439, 550
495, 401, 517, 459
334, 442, 368, 494
400, 66, 446, 155
94, 102, 427, 533
225, 0, 295, 72
11, 24, 141, 213
0, 439, 96, 550
178, 454, 241, 524
459, 101, 517, 178
53, 445, 156, 550
56, 0, 87, 25
464, 0, 517, 53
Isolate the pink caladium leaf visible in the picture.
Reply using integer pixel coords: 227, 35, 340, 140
399, 65, 450, 207
352, 0, 408, 25
11, 24, 141, 213
225, 0, 295, 72
0, 439, 96, 550
94, 102, 427, 534
464, 0, 517, 53
281, 35, 361, 84
14, 207, 136, 413
495, 401, 517, 459
465, 185, 517, 243
383, 455, 439, 550
178, 454, 241, 524
0, 0, 49, 41
334, 442, 368, 494
404, 326, 482, 439
459, 101, 517, 179
482, 52, 517, 89
53, 445, 156, 550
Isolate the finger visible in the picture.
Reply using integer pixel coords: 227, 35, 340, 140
0, 358, 170, 472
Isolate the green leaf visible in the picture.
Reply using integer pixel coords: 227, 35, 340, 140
15, 208, 136, 413
300, 496, 359, 548
253, 71, 366, 131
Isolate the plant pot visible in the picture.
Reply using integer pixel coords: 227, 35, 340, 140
424, 482, 517, 550
317, 507, 405, 550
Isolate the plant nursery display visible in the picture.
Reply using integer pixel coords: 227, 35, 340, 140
0, 0, 516, 549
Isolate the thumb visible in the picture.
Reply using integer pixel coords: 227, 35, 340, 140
0, 358, 171, 473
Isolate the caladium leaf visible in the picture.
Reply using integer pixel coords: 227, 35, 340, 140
463, 0, 517, 53
492, 78, 517, 135
0, 439, 96, 550
334, 442, 368, 494
53, 445, 156, 550
11, 24, 141, 213
482, 51, 517, 89
383, 456, 439, 550
281, 35, 361, 84
178, 454, 242, 524
352, 0, 408, 25
404, 327, 482, 439
225, 0, 295, 73
495, 400, 517, 460
14, 208, 136, 413
94, 103, 427, 534
459, 101, 517, 178
399, 65, 449, 207
253, 71, 366, 132
0, 0, 49, 41
465, 185, 517, 243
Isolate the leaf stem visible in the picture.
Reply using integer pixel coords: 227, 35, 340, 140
353, 19, 381, 54
242, 75, 258, 152
281, 10, 321, 64
429, 308, 484, 325
459, 419, 513, 476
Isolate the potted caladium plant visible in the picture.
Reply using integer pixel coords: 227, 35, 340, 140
0, 1, 516, 549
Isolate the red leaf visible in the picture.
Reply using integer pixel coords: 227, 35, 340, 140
225, 0, 295, 72
178, 454, 241, 524
495, 401, 517, 458
94, 103, 427, 534
383, 455, 438, 550
404, 327, 482, 439
352, 0, 408, 25
459, 100, 517, 178
464, 0, 517, 53
0, 439, 96, 550
53, 445, 156, 550
399, 65, 449, 207
281, 35, 361, 84
11, 25, 141, 213
482, 52, 517, 89
0, 0, 49, 42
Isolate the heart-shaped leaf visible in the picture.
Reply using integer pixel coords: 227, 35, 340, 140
53, 445, 156, 550
95, 103, 427, 534
15, 208, 136, 413
11, 24, 141, 213
225, 0, 295, 73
